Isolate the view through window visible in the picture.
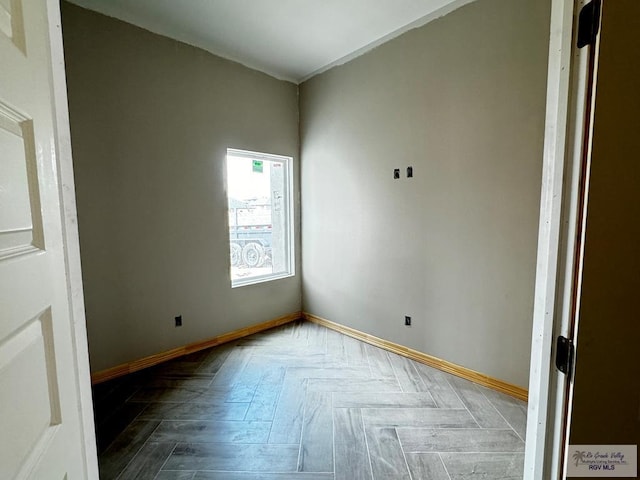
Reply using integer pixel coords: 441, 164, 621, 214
226, 149, 294, 287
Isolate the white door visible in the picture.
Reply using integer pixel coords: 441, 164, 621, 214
0, 0, 98, 478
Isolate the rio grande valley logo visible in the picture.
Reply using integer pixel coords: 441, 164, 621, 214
567, 445, 637, 477
572, 449, 628, 471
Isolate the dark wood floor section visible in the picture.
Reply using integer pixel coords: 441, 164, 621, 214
92, 321, 527, 479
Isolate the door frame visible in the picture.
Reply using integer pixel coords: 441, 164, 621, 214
524, 0, 598, 478
45, 0, 99, 477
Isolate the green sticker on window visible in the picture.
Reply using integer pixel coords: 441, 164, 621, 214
252, 160, 263, 173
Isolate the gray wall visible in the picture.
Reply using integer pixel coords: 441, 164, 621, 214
300, 0, 550, 387
62, 3, 301, 372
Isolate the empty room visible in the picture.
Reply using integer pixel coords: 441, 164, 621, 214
59, 0, 549, 478
3, 0, 639, 478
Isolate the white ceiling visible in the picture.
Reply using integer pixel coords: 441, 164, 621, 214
67, 0, 474, 83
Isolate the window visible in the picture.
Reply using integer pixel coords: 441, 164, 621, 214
226, 148, 294, 287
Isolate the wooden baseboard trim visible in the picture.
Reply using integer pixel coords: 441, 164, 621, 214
91, 311, 302, 384
91, 310, 527, 401
303, 312, 528, 402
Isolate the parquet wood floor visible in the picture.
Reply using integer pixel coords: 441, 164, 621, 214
92, 320, 527, 479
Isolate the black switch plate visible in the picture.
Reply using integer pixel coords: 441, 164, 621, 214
175, 315, 182, 327
407, 166, 413, 178
393, 168, 400, 179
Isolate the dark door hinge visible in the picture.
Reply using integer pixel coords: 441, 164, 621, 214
556, 336, 575, 376
577, 0, 602, 48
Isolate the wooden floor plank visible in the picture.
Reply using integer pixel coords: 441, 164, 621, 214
245, 365, 286, 421
154, 472, 195, 480
98, 420, 160, 480
397, 428, 525, 453
387, 352, 427, 393
441, 452, 526, 480
299, 391, 333, 472
333, 408, 371, 480
479, 385, 528, 440
413, 362, 465, 409
365, 427, 411, 480
448, 376, 509, 428
193, 473, 333, 480
95, 402, 147, 454
364, 344, 396, 381
116, 441, 176, 480
268, 375, 306, 444
362, 407, 477, 428
404, 453, 450, 480
150, 420, 271, 443
163, 443, 299, 471
137, 401, 249, 421
333, 391, 436, 409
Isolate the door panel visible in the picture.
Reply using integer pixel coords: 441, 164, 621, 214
0, 0, 26, 53
0, 101, 43, 256
0, 311, 60, 479
567, 0, 640, 477
0, 0, 96, 478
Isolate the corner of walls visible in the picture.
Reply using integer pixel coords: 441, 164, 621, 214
299, 0, 551, 388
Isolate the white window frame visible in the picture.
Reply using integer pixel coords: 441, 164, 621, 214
226, 148, 295, 288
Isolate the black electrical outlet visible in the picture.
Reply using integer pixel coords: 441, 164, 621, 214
175, 315, 182, 327
393, 168, 400, 179
405, 316, 411, 326
407, 166, 413, 178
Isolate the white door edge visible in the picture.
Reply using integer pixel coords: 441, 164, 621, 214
554, 1, 602, 477
45, 0, 99, 477
524, 0, 595, 478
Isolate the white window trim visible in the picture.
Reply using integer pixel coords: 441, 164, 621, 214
226, 148, 295, 288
